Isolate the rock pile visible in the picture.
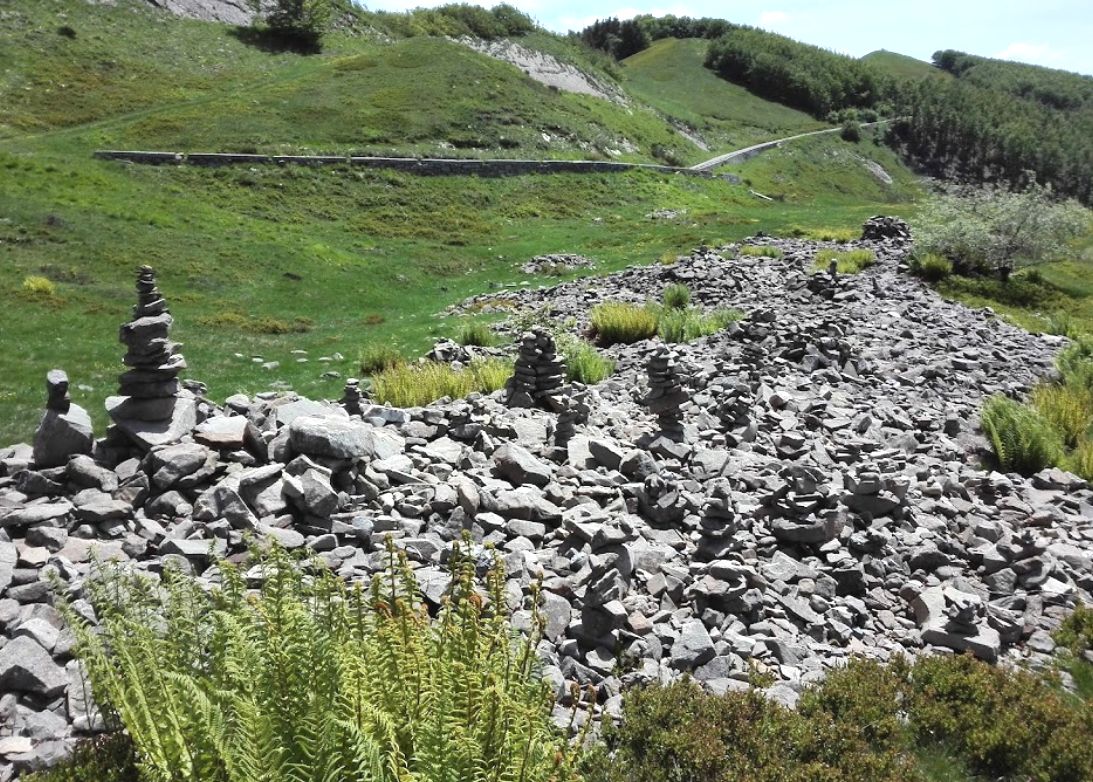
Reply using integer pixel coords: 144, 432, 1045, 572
2, 219, 1092, 777
31, 371, 92, 469
520, 253, 595, 275
106, 266, 196, 450
861, 215, 912, 244
505, 328, 566, 409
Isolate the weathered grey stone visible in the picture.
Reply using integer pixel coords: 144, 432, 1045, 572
288, 416, 375, 460
0, 637, 67, 697
33, 406, 93, 469
493, 443, 552, 487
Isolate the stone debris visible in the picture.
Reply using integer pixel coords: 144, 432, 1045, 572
1, 219, 1092, 774
520, 253, 596, 275
32, 370, 92, 469
106, 266, 196, 450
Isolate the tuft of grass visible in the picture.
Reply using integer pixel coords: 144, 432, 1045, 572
1031, 382, 1093, 449
814, 248, 877, 274
656, 306, 742, 343
739, 244, 784, 258
20, 274, 58, 302
454, 320, 497, 347
371, 357, 511, 407
559, 336, 615, 384
912, 253, 953, 283
1063, 438, 1093, 481
590, 302, 659, 346
981, 394, 1065, 475
789, 225, 859, 242
359, 344, 406, 375
662, 283, 691, 310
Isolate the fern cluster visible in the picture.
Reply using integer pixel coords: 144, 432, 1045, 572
981, 394, 1064, 475
64, 540, 578, 782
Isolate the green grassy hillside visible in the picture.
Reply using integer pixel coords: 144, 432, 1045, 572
0, 2, 925, 441
862, 50, 947, 81
622, 38, 827, 153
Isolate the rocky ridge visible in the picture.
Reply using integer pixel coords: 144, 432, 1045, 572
1, 219, 1091, 776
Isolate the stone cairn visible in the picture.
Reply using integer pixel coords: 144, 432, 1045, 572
32, 369, 93, 468
505, 327, 566, 410
641, 346, 687, 441
340, 378, 363, 417
861, 215, 912, 244
107, 266, 195, 449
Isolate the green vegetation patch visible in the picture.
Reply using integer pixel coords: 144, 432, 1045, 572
814, 248, 876, 274
370, 357, 512, 407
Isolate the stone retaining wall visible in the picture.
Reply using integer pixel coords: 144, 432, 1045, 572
92, 151, 716, 178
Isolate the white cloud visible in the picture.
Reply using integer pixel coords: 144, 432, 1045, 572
757, 10, 790, 29
994, 41, 1065, 65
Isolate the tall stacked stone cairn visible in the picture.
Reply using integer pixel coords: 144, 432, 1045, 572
340, 378, 363, 417
504, 327, 566, 409
641, 346, 687, 442
106, 266, 196, 449
32, 369, 93, 467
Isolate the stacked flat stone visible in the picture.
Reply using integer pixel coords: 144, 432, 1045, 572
32, 369, 93, 468
106, 266, 196, 449
505, 327, 566, 409
340, 378, 363, 416
118, 266, 185, 405
697, 478, 740, 560
641, 346, 687, 440
763, 464, 845, 545
861, 215, 912, 243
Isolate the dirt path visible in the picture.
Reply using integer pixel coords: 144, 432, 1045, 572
690, 120, 891, 171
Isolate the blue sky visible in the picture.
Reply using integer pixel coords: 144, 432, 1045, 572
364, 1, 1093, 75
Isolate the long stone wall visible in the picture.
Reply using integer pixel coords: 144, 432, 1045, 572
92, 151, 716, 178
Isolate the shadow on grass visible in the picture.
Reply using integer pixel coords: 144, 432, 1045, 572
229, 26, 322, 55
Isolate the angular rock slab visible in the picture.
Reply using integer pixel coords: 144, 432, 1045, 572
106, 394, 197, 450
33, 405, 94, 468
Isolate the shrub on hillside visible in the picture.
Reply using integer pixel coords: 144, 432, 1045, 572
21, 275, 57, 299
981, 394, 1064, 474
590, 302, 658, 345
64, 541, 578, 782
371, 357, 511, 407
913, 182, 1089, 278
907, 654, 1093, 781
247, 0, 332, 51
1064, 439, 1093, 481
1055, 603, 1093, 656
841, 119, 862, 142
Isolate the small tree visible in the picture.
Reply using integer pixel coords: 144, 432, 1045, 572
841, 119, 862, 142
249, 0, 332, 51
913, 179, 1089, 277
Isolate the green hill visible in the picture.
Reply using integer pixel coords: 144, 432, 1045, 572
622, 38, 827, 153
862, 50, 947, 81
0, 1, 924, 440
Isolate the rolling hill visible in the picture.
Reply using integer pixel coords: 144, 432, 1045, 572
0, 0, 927, 440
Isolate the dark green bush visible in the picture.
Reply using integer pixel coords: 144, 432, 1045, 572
1055, 603, 1093, 656
585, 676, 919, 782
454, 320, 496, 347
662, 283, 691, 310
908, 654, 1093, 781
911, 253, 952, 282
841, 119, 862, 142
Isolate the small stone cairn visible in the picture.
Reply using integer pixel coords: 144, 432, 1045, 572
505, 328, 566, 410
32, 369, 93, 467
340, 378, 363, 416
641, 346, 687, 441
861, 215, 912, 244
106, 266, 196, 449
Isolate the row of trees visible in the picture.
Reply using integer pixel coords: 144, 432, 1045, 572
576, 14, 736, 60
892, 53, 1093, 204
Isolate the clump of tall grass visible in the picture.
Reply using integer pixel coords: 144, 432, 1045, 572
371, 357, 511, 407
454, 320, 496, 347
814, 248, 876, 274
1031, 382, 1093, 449
739, 245, 784, 258
911, 252, 953, 282
656, 307, 742, 343
590, 302, 658, 346
359, 344, 405, 375
558, 335, 615, 384
662, 283, 691, 310
63, 540, 581, 782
